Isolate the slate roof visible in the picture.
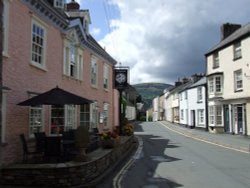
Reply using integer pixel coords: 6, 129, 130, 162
205, 23, 250, 56
188, 77, 207, 89
24, 0, 117, 65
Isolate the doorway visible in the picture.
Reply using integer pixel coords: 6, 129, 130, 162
190, 110, 196, 128
233, 104, 244, 134
223, 105, 230, 133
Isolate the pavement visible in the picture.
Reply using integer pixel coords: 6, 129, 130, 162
159, 121, 250, 154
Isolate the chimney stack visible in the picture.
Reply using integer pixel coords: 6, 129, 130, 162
220, 23, 241, 40
66, 0, 80, 11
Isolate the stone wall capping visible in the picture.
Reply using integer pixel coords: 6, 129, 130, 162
0, 136, 136, 187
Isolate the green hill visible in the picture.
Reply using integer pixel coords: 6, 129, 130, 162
133, 83, 173, 110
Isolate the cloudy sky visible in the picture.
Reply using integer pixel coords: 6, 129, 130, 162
75, 0, 250, 85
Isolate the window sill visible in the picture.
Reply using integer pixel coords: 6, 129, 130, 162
2, 51, 10, 58
234, 89, 243, 93
209, 125, 223, 127
233, 56, 242, 61
30, 62, 48, 72
62, 74, 82, 83
91, 84, 98, 90
212, 65, 219, 69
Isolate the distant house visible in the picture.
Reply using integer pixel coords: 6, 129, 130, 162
179, 76, 207, 129
163, 79, 186, 123
151, 95, 162, 121
123, 84, 140, 121
205, 23, 250, 135
1, 0, 117, 165
164, 87, 174, 122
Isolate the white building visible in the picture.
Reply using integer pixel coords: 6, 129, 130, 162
164, 89, 173, 122
179, 77, 207, 129
205, 23, 250, 135
152, 96, 160, 121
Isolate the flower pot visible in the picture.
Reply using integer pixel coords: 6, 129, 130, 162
101, 139, 115, 149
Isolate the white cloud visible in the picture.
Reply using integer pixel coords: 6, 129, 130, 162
100, 0, 250, 84
90, 27, 101, 36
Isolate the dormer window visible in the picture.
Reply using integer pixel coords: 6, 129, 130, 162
54, 0, 65, 9
63, 30, 83, 80
70, 43, 76, 77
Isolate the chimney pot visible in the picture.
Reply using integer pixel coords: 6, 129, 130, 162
66, 0, 80, 11
220, 23, 241, 40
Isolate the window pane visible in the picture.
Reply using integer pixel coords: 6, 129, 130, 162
215, 77, 221, 92
31, 22, 45, 65
29, 106, 43, 136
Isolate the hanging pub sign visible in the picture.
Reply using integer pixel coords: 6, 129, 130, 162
114, 67, 128, 89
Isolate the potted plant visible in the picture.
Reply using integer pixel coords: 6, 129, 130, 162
123, 123, 134, 136
100, 131, 120, 149
74, 125, 90, 162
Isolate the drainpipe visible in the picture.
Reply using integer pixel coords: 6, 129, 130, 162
205, 83, 209, 131
0, 0, 3, 167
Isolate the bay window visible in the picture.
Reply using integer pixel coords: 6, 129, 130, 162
63, 31, 83, 80
209, 105, 222, 126
208, 75, 223, 94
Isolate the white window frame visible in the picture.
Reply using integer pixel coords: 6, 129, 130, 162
78, 54, 83, 80
69, 43, 77, 77
53, 0, 64, 9
234, 69, 243, 91
65, 105, 76, 131
180, 109, 184, 120
91, 56, 98, 86
234, 41, 242, 60
208, 78, 214, 93
103, 103, 109, 129
197, 87, 202, 102
103, 64, 109, 89
63, 40, 83, 80
29, 94, 44, 137
29, 106, 44, 137
209, 106, 215, 126
209, 105, 222, 126
215, 76, 222, 93
198, 109, 204, 125
208, 76, 222, 94
31, 17, 47, 70
80, 104, 90, 128
90, 102, 98, 130
213, 52, 219, 68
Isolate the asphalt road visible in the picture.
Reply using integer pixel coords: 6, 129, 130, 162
103, 121, 250, 188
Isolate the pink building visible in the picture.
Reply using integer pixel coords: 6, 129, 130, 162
1, 0, 118, 165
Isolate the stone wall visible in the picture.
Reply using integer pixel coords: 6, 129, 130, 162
0, 136, 136, 187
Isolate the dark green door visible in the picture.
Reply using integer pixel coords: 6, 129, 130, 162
223, 105, 230, 133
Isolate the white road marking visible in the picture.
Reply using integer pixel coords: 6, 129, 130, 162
113, 136, 143, 188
